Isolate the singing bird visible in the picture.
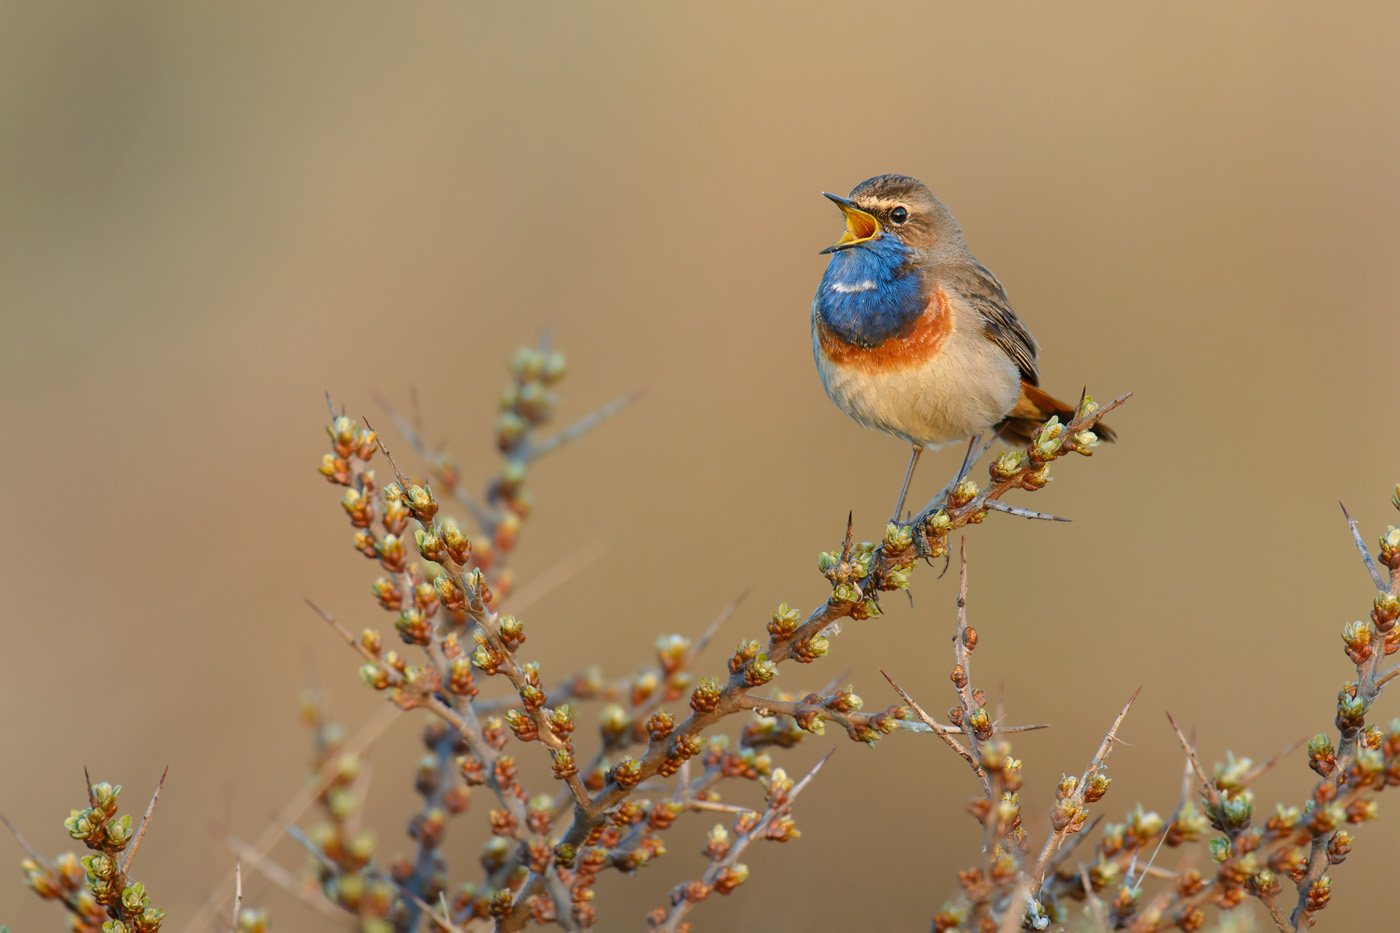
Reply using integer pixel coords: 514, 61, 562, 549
811, 174, 1114, 520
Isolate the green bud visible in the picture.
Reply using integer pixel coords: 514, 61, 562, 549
1308, 734, 1336, 776
1337, 692, 1367, 732
1218, 794, 1253, 832
1072, 430, 1100, 454
883, 522, 913, 550
746, 656, 778, 686
768, 603, 801, 640
990, 451, 1024, 481
1084, 773, 1111, 803
103, 814, 133, 848
1209, 838, 1231, 863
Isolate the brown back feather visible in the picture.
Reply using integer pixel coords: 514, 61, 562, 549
944, 259, 1041, 387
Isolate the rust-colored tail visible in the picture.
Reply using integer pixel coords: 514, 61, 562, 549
996, 382, 1117, 447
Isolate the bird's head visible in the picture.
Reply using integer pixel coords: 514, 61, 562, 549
820, 174, 964, 259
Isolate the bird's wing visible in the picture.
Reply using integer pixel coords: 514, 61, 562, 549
952, 259, 1041, 387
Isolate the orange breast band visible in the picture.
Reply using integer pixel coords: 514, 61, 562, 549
816, 286, 953, 373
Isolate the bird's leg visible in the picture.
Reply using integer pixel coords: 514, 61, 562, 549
914, 433, 997, 522
953, 432, 984, 490
890, 445, 923, 523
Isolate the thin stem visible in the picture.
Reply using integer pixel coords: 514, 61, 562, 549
1340, 502, 1387, 591
224, 835, 343, 919
523, 391, 641, 462
980, 499, 1069, 522
183, 704, 403, 933
120, 765, 169, 874
0, 810, 47, 864
1164, 711, 1221, 809
950, 539, 993, 798
232, 858, 242, 927
881, 672, 981, 779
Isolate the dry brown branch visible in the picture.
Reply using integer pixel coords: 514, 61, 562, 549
121, 765, 169, 874
1165, 711, 1221, 809
882, 671, 980, 777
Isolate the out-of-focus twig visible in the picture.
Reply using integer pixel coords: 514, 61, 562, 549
121, 765, 169, 874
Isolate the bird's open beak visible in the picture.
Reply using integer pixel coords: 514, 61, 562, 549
819, 193, 881, 254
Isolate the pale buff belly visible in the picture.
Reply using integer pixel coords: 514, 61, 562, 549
813, 324, 1021, 449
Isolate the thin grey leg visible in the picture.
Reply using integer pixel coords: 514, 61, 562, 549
891, 445, 922, 522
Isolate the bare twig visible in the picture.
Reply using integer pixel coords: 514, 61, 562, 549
501, 538, 607, 612
1033, 687, 1142, 885
523, 391, 641, 462
998, 688, 1139, 933
981, 499, 1069, 522
1260, 892, 1292, 931
224, 835, 342, 920
365, 418, 412, 492
121, 765, 169, 874
0, 810, 47, 864
917, 720, 1049, 735
305, 600, 380, 665
1340, 502, 1387, 591
400, 888, 471, 933
1079, 864, 1110, 932
1165, 712, 1220, 808
232, 859, 242, 928
370, 389, 495, 530
881, 671, 979, 776
951, 539, 994, 798
1239, 736, 1308, 789
183, 704, 402, 933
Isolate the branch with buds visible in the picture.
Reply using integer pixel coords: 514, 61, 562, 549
18, 332, 1398, 932
12, 337, 1135, 933
890, 487, 1400, 933
309, 339, 1129, 932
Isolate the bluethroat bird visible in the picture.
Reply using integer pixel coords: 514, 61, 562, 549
812, 174, 1115, 521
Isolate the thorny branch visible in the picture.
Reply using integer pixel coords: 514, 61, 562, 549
16, 334, 1400, 933
14, 338, 1139, 933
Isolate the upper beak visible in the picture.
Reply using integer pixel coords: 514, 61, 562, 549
819, 193, 881, 254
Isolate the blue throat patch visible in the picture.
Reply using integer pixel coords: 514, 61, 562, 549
814, 236, 924, 347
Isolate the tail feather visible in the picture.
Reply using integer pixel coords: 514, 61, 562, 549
997, 382, 1117, 447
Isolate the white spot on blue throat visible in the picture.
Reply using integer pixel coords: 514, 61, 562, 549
814, 235, 922, 347
829, 280, 876, 294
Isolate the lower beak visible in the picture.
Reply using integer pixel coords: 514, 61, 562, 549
819, 193, 881, 254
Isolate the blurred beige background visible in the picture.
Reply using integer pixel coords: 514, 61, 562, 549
4, 2, 1399, 930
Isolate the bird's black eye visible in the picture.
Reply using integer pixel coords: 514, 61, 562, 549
890, 206, 908, 224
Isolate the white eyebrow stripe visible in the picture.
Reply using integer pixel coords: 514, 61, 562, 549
829, 280, 876, 293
